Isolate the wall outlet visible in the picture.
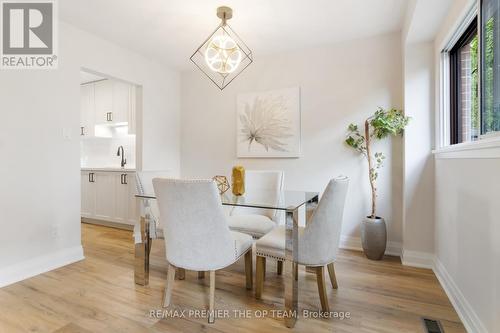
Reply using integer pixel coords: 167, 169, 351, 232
62, 128, 72, 140
50, 225, 59, 238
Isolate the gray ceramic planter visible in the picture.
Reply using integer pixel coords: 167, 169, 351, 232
361, 216, 387, 260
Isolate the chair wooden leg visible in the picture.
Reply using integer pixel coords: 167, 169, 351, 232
176, 268, 185, 280
245, 249, 253, 290
294, 262, 298, 281
163, 264, 176, 307
255, 256, 265, 299
327, 263, 338, 289
263, 259, 266, 281
208, 270, 215, 323
315, 266, 330, 312
277, 260, 283, 275
198, 271, 205, 279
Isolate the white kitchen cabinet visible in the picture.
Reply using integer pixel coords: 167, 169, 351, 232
94, 172, 116, 221
127, 178, 138, 224
128, 85, 138, 135
81, 170, 138, 226
84, 79, 135, 131
114, 172, 138, 224
94, 80, 113, 124
81, 171, 96, 217
112, 81, 130, 124
80, 84, 95, 137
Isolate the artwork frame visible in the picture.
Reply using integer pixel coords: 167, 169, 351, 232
236, 87, 301, 158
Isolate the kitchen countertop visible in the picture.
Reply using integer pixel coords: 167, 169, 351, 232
81, 167, 136, 172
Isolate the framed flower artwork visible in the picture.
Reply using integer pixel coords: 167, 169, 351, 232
236, 87, 301, 158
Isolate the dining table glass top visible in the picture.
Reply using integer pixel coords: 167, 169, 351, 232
136, 190, 319, 211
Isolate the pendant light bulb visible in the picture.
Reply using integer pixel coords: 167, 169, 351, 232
204, 34, 242, 74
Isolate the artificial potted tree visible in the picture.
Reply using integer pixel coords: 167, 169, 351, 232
345, 107, 409, 260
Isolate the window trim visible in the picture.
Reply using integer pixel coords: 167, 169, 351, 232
433, 135, 500, 158
435, 1, 500, 158
437, 3, 478, 150
449, 17, 478, 145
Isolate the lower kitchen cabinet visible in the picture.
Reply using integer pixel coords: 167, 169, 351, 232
81, 170, 138, 226
81, 171, 96, 218
95, 172, 115, 221
114, 172, 138, 224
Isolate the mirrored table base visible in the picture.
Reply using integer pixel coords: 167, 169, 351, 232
134, 215, 151, 286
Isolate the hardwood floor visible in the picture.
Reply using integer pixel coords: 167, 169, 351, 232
0, 223, 466, 333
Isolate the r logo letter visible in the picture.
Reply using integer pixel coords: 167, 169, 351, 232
2, 2, 53, 54
8, 8, 23, 48
28, 8, 48, 48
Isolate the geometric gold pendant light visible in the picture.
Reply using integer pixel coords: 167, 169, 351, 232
190, 6, 253, 90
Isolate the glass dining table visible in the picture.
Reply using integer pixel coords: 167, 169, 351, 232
134, 190, 319, 328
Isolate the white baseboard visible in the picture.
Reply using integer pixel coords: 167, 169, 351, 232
339, 236, 432, 268
0, 245, 85, 288
401, 249, 435, 269
339, 235, 402, 257
433, 258, 488, 333
82, 218, 134, 231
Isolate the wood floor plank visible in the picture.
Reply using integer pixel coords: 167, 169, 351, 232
53, 323, 94, 333
0, 223, 466, 333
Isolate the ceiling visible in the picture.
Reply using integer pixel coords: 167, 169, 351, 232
404, 0, 454, 45
60, 0, 407, 70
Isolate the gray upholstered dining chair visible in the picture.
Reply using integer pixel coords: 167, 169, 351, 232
228, 170, 285, 238
254, 176, 349, 312
136, 170, 193, 279
153, 178, 253, 323
228, 170, 285, 277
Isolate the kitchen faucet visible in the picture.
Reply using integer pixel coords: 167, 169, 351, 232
117, 146, 127, 168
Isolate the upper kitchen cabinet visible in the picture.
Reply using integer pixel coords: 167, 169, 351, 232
81, 78, 137, 137
94, 79, 114, 124
128, 85, 138, 135
111, 81, 131, 125
80, 84, 95, 137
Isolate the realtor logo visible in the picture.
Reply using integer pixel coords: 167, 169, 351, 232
1, 0, 57, 69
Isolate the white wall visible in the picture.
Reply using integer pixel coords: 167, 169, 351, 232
180, 32, 404, 250
432, 0, 497, 332
402, 41, 435, 264
399, 0, 461, 268
0, 22, 180, 286
435, 157, 499, 333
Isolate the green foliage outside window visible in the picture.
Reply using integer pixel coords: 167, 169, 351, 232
470, 35, 480, 136
482, 16, 500, 134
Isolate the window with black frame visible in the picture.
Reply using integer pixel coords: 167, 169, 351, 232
449, 0, 500, 144
450, 18, 479, 144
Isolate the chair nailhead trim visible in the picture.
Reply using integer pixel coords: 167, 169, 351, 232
256, 251, 285, 261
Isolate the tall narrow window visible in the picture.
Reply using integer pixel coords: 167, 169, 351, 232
481, 0, 500, 136
450, 18, 479, 144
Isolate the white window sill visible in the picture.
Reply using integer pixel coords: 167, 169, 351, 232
433, 136, 500, 159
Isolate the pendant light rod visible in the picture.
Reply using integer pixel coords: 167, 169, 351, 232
217, 6, 233, 25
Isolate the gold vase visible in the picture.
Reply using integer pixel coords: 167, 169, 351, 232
231, 166, 245, 196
